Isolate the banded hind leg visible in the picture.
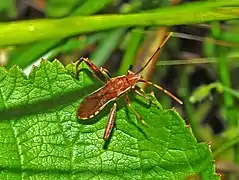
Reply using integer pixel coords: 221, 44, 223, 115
76, 57, 112, 83
103, 103, 117, 141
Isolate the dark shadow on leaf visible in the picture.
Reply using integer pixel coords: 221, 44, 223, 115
0, 85, 97, 121
103, 128, 114, 150
103, 119, 118, 149
0, 68, 102, 121
0, 166, 72, 176
0, 162, 153, 176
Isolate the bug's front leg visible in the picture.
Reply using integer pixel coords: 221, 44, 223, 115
76, 57, 112, 83
134, 87, 158, 107
103, 103, 117, 141
125, 94, 148, 127
100, 67, 112, 79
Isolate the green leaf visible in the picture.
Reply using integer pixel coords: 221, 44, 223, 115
189, 83, 219, 103
189, 82, 239, 103
1, 0, 239, 46
0, 61, 218, 179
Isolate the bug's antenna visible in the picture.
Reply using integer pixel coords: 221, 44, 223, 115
136, 32, 173, 74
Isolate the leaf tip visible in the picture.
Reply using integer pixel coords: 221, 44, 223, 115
52, 59, 65, 69
9, 64, 28, 79
189, 96, 196, 103
207, 141, 212, 149
186, 124, 191, 128
217, 171, 222, 179
40, 57, 47, 62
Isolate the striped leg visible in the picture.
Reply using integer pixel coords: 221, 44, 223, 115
125, 94, 148, 127
76, 57, 112, 83
103, 103, 117, 141
134, 88, 158, 106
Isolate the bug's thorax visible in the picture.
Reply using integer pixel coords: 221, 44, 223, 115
126, 70, 142, 88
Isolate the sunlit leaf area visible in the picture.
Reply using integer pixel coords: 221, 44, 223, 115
0, 0, 239, 179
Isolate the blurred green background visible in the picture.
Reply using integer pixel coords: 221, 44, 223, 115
0, 0, 239, 179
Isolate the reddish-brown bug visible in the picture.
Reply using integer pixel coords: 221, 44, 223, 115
76, 32, 183, 141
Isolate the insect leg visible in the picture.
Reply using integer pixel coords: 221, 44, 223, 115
100, 67, 112, 79
139, 79, 183, 105
134, 89, 157, 106
76, 57, 108, 83
103, 103, 117, 141
125, 94, 148, 127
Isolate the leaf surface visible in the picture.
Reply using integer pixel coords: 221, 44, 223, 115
0, 61, 218, 179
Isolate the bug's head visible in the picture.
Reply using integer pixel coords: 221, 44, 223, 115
127, 69, 142, 87
127, 65, 142, 76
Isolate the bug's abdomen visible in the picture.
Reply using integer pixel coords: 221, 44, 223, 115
77, 88, 117, 119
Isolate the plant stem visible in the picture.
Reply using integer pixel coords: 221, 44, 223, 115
0, 1, 239, 46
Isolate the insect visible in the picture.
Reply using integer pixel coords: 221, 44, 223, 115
76, 32, 183, 141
